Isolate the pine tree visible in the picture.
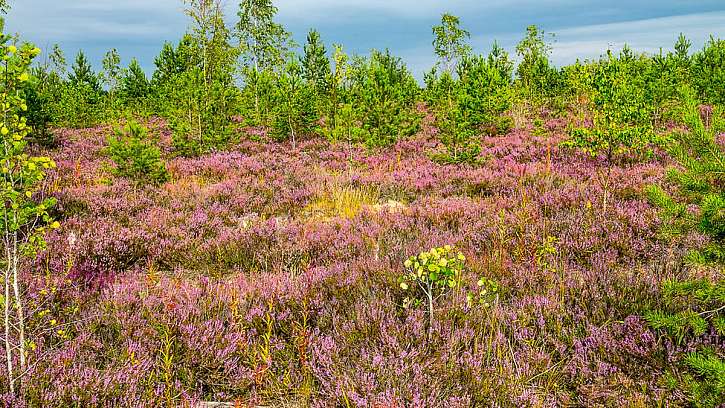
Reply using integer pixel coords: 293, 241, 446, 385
69, 50, 100, 92
488, 41, 514, 82
121, 58, 149, 101
647, 88, 724, 263
152, 42, 181, 86
301, 29, 331, 96
272, 59, 316, 149
675, 33, 692, 61
644, 279, 725, 406
692, 36, 725, 105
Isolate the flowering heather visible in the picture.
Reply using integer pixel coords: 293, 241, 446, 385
1, 116, 721, 407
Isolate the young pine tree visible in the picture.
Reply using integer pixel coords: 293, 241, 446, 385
515, 25, 558, 98
69, 50, 100, 92
107, 120, 169, 186
120, 58, 149, 103
647, 89, 724, 263
692, 36, 725, 105
64, 50, 102, 126
272, 59, 316, 148
301, 29, 331, 118
161, 0, 238, 155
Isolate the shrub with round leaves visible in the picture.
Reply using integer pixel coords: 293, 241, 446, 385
467, 276, 500, 308
399, 245, 465, 312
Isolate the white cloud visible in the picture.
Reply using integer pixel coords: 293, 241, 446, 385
7, 0, 185, 41
550, 11, 725, 64
274, 0, 575, 21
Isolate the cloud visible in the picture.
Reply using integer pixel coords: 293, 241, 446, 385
550, 11, 725, 64
7, 1, 185, 42
274, 0, 577, 21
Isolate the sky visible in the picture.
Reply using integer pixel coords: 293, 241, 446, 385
5, 0, 725, 80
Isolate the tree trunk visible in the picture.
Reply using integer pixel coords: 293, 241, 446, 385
4, 260, 13, 395
427, 289, 434, 340
11, 232, 26, 379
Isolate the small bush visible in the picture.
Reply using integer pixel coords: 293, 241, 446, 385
107, 120, 169, 186
399, 245, 466, 335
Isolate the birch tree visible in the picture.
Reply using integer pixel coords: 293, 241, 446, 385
0, 36, 58, 396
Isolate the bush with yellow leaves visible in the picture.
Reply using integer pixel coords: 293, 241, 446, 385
399, 245, 466, 337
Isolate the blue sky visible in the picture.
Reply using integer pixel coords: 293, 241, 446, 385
6, 0, 725, 79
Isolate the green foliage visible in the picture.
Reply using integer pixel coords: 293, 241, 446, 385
399, 246, 466, 335
646, 89, 724, 262
301, 29, 331, 118
236, 0, 291, 72
319, 45, 421, 148
320, 45, 366, 145
456, 51, 513, 134
236, 0, 292, 126
69, 50, 100, 93
515, 25, 560, 98
0, 40, 57, 246
301, 29, 331, 96
692, 36, 725, 105
271, 59, 317, 146
152, 39, 193, 87
683, 351, 725, 407
0, 31, 59, 396
429, 41, 514, 164
344, 49, 421, 148
645, 278, 725, 407
24, 45, 68, 144
120, 58, 150, 103
155, 1, 239, 156
467, 276, 500, 308
101, 48, 123, 107
24, 75, 55, 146
61, 50, 105, 127
106, 120, 169, 186
432, 13, 471, 75
563, 48, 656, 162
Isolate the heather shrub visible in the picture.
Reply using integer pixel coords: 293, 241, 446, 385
5, 3, 725, 406
106, 120, 169, 186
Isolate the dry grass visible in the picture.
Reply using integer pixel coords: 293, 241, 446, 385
303, 180, 381, 220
